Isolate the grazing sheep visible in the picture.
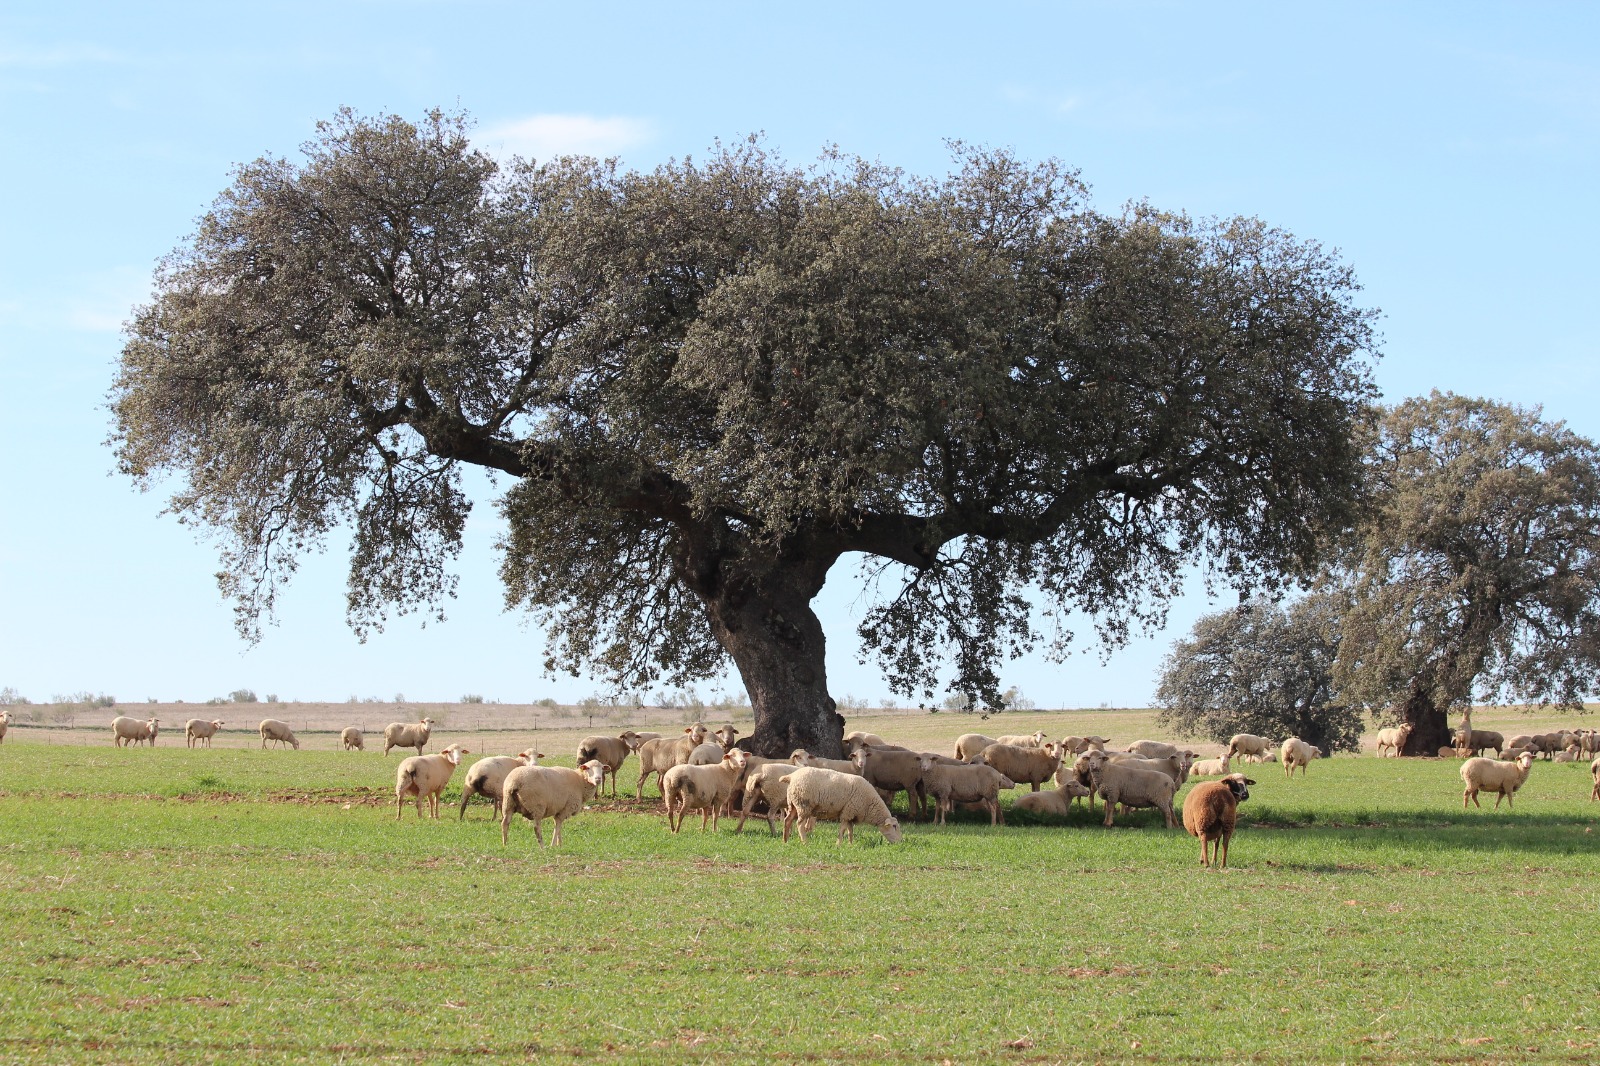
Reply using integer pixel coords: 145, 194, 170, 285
661, 749, 749, 833
341, 727, 364, 751
852, 746, 930, 820
633, 724, 709, 798
1591, 756, 1600, 802
258, 719, 299, 750
790, 749, 862, 775
394, 743, 469, 820
1460, 751, 1536, 810
736, 762, 805, 834
995, 731, 1048, 748
916, 753, 1014, 825
382, 717, 435, 756
779, 767, 903, 844
1189, 752, 1231, 777
1014, 779, 1092, 817
576, 732, 641, 797
500, 760, 607, 846
458, 749, 543, 819
973, 742, 1065, 793
1095, 760, 1179, 828
1225, 734, 1274, 760
954, 733, 999, 761
1374, 724, 1413, 758
1279, 737, 1321, 777
1182, 773, 1256, 868
1453, 728, 1504, 757
112, 716, 160, 747
185, 718, 224, 748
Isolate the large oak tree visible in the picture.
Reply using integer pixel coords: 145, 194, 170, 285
1330, 392, 1600, 753
112, 110, 1377, 757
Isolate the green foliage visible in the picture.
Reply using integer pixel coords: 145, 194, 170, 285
1156, 594, 1365, 752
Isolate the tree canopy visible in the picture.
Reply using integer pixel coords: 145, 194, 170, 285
1328, 392, 1600, 751
1154, 595, 1363, 753
112, 109, 1378, 756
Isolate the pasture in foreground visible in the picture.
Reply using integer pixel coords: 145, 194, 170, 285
1, 743, 1597, 1064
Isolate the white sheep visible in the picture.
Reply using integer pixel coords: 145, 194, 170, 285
112, 716, 160, 747
1245, 750, 1278, 764
1094, 759, 1179, 828
258, 719, 299, 750
382, 717, 435, 756
1014, 779, 1092, 816
1126, 739, 1190, 760
1552, 749, 1579, 763
661, 749, 749, 832
995, 731, 1047, 748
1105, 751, 1192, 786
1460, 751, 1536, 810
0, 709, 9, 744
633, 724, 710, 798
1188, 752, 1231, 777
973, 742, 1065, 792
1225, 734, 1274, 760
843, 729, 887, 749
1182, 773, 1256, 868
1590, 756, 1599, 802
1279, 737, 1321, 777
789, 749, 862, 775
576, 732, 642, 797
736, 762, 804, 834
500, 760, 608, 846
394, 743, 469, 820
184, 718, 224, 748
916, 753, 1014, 825
1373, 724, 1413, 757
341, 727, 364, 751
458, 749, 543, 820
954, 733, 999, 761
778, 767, 904, 843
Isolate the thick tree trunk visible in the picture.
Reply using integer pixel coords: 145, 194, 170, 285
703, 571, 845, 759
1398, 688, 1451, 755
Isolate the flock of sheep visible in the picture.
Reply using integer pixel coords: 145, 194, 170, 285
88, 712, 1600, 864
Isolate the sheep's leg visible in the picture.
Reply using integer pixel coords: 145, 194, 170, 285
1031, 781, 1041, 792
458, 786, 474, 821
396, 794, 405, 821
533, 817, 546, 847
500, 808, 513, 846
782, 806, 796, 842
552, 816, 564, 846
1218, 832, 1231, 869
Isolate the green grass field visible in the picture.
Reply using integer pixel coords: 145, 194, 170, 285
2, 741, 1597, 1064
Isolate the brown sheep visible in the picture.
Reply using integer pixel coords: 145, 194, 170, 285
1182, 772, 1256, 868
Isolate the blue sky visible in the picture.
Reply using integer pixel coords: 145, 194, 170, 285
2, 1, 1596, 708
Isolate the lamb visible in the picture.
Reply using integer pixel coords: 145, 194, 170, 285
184, 718, 224, 748
736, 761, 805, 834
1591, 756, 1600, 802
1189, 752, 1231, 777
499, 760, 608, 846
790, 750, 862, 775
973, 741, 1065, 792
1374, 724, 1413, 758
916, 753, 1014, 825
1460, 751, 1536, 810
382, 717, 435, 756
954, 733, 999, 761
1014, 779, 1092, 816
258, 719, 299, 750
1453, 728, 1504, 757
1225, 734, 1274, 760
576, 731, 642, 797
852, 745, 929, 820
779, 767, 904, 843
458, 749, 543, 819
341, 727, 364, 751
995, 731, 1048, 748
112, 716, 159, 747
1094, 759, 1179, 828
661, 749, 749, 832
1182, 772, 1256, 868
633, 724, 710, 798
394, 743, 469, 820
1279, 737, 1321, 777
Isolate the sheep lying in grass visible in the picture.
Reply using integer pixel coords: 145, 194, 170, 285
382, 717, 435, 756
1189, 752, 1231, 777
1014, 779, 1092, 817
1374, 724, 1413, 758
1095, 759, 1178, 828
500, 760, 607, 846
1244, 750, 1278, 764
341, 727, 364, 751
1460, 751, 1536, 810
779, 767, 903, 843
458, 749, 543, 820
576, 732, 642, 797
916, 753, 1014, 825
954, 733, 998, 761
662, 749, 749, 833
112, 716, 160, 747
1225, 734, 1274, 761
1280, 737, 1321, 777
258, 719, 299, 750
634, 724, 709, 798
185, 718, 223, 748
394, 743, 469, 820
1182, 772, 1256, 868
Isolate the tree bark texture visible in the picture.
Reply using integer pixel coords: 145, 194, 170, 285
1398, 689, 1452, 755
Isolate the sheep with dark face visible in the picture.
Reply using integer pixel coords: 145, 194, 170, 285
1182, 772, 1256, 868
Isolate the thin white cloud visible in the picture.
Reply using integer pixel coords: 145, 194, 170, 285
476, 113, 654, 161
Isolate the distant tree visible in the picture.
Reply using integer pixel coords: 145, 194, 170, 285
1329, 393, 1600, 753
460, 694, 486, 704
0, 687, 30, 705
1155, 595, 1364, 753
111, 109, 1377, 757
228, 688, 258, 703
